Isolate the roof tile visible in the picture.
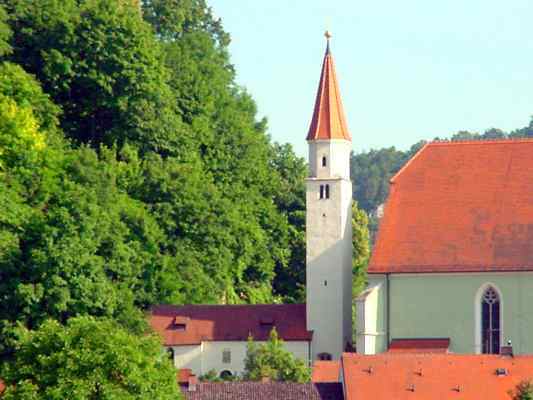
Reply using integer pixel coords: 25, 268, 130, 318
343, 352, 533, 400
306, 42, 351, 141
182, 382, 344, 400
369, 140, 533, 273
149, 304, 312, 346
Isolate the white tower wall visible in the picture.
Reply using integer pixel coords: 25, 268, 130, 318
306, 139, 353, 360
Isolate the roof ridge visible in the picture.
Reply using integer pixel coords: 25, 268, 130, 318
153, 303, 305, 308
389, 143, 430, 183
427, 137, 533, 146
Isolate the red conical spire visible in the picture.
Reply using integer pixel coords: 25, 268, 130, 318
306, 31, 351, 141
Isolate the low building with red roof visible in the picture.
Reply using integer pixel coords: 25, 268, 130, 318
149, 303, 312, 378
357, 139, 533, 356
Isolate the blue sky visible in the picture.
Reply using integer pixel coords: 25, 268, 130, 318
209, 0, 533, 158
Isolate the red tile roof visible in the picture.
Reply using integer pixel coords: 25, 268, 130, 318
0, 380, 4, 394
342, 353, 533, 400
182, 382, 344, 400
312, 361, 341, 382
178, 369, 195, 384
149, 304, 312, 346
389, 338, 450, 353
369, 139, 533, 273
306, 39, 351, 141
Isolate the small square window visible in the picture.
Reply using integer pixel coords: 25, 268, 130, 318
222, 349, 231, 364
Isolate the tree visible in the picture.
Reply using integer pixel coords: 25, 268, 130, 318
270, 143, 307, 303
2, 0, 186, 155
243, 328, 311, 383
510, 380, 533, 400
352, 201, 370, 297
0, 4, 11, 56
0, 316, 181, 399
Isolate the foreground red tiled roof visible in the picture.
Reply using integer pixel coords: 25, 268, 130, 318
369, 139, 533, 273
312, 361, 341, 382
389, 338, 450, 353
182, 382, 343, 400
150, 304, 312, 345
342, 353, 533, 400
306, 37, 351, 141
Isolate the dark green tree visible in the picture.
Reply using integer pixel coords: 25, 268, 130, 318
270, 143, 307, 303
2, 0, 187, 155
1, 316, 181, 399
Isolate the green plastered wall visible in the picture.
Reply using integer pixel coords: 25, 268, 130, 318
369, 272, 533, 354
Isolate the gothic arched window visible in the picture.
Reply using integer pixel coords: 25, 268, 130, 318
481, 286, 501, 354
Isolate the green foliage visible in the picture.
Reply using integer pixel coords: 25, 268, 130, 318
0, 5, 11, 56
270, 143, 307, 303
2, 0, 185, 154
352, 201, 370, 296
0, 0, 311, 365
1, 316, 181, 400
510, 380, 533, 400
199, 369, 239, 382
243, 328, 311, 383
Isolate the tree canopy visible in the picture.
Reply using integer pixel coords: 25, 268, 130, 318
243, 328, 311, 383
1, 316, 181, 400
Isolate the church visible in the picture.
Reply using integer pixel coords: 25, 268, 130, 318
149, 32, 533, 379
357, 136, 533, 355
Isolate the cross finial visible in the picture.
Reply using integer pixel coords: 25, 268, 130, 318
324, 30, 332, 52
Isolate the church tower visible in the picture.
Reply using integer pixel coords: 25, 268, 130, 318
306, 32, 353, 361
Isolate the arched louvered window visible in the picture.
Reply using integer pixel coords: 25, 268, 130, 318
481, 286, 501, 354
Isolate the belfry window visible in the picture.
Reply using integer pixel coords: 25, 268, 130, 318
481, 286, 501, 354
322, 156, 327, 167
319, 185, 324, 199
325, 184, 330, 199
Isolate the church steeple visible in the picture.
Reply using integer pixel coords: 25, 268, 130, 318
306, 31, 353, 362
306, 31, 351, 142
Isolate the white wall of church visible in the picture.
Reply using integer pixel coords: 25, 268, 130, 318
356, 279, 387, 354
169, 341, 310, 377
368, 272, 533, 354
306, 138, 353, 361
